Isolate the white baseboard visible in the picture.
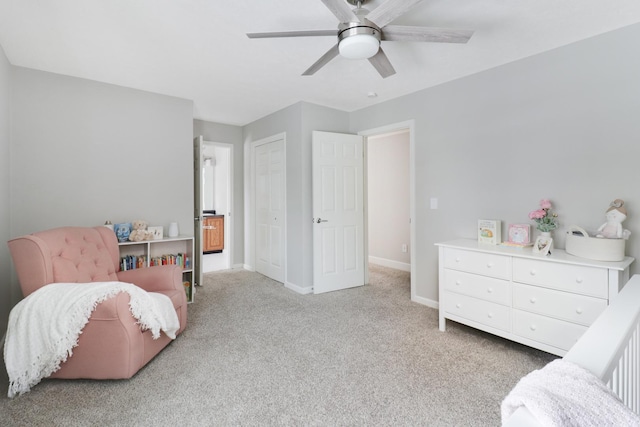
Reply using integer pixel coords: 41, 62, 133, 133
412, 295, 439, 310
242, 264, 255, 271
369, 256, 411, 272
285, 281, 313, 295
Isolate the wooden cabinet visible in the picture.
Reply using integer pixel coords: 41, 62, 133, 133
437, 239, 634, 356
118, 236, 195, 303
203, 215, 224, 253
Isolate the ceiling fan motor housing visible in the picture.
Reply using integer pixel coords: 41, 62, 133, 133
338, 21, 381, 59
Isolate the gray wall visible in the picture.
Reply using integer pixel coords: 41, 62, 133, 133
0, 44, 11, 337
193, 119, 244, 265
350, 23, 640, 303
9, 67, 194, 306
243, 102, 349, 290
3, 22, 639, 331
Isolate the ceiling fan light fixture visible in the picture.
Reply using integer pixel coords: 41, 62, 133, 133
339, 34, 379, 59
338, 25, 381, 60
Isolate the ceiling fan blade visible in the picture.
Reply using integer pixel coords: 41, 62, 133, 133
382, 26, 474, 43
302, 44, 340, 76
320, 0, 359, 23
366, 0, 424, 28
247, 30, 336, 39
368, 48, 396, 79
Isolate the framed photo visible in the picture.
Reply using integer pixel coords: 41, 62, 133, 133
114, 222, 131, 243
508, 224, 531, 245
533, 235, 553, 255
148, 226, 163, 240
478, 219, 501, 245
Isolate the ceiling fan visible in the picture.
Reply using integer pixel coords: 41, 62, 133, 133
247, 0, 474, 78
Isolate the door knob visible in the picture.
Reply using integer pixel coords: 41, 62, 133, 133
316, 218, 328, 223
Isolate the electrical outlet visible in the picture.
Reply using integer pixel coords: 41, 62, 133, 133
402, 244, 408, 253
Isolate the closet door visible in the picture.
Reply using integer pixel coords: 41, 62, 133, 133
255, 139, 285, 283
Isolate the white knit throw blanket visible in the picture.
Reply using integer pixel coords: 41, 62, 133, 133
4, 281, 180, 398
501, 359, 640, 426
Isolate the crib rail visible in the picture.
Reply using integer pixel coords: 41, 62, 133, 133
503, 274, 640, 426
564, 273, 640, 413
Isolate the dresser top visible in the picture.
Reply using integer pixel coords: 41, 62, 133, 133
436, 239, 634, 271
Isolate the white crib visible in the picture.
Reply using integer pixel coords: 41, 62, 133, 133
504, 274, 640, 426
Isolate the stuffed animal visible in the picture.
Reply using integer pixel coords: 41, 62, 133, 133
597, 199, 631, 239
129, 219, 152, 242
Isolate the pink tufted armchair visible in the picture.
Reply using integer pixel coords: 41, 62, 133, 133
7, 226, 187, 380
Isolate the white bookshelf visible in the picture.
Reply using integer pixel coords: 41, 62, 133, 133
118, 236, 195, 303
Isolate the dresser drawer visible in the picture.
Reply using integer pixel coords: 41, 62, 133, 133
513, 258, 608, 298
444, 269, 510, 305
443, 248, 509, 279
444, 291, 510, 332
513, 283, 607, 326
513, 309, 587, 351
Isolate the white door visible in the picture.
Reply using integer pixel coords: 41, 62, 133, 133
312, 131, 365, 294
255, 139, 285, 283
193, 136, 204, 288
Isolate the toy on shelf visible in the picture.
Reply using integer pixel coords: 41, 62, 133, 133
129, 219, 153, 242
596, 199, 631, 240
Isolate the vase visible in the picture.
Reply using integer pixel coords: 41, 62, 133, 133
168, 222, 179, 238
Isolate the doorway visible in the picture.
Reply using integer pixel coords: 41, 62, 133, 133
366, 130, 410, 271
201, 141, 233, 272
359, 121, 416, 300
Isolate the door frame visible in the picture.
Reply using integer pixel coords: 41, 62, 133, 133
202, 140, 234, 269
193, 136, 203, 289
358, 120, 416, 301
247, 132, 287, 284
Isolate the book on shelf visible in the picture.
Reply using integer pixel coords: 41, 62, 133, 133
119, 255, 147, 271
149, 253, 190, 269
183, 281, 191, 300
500, 241, 533, 248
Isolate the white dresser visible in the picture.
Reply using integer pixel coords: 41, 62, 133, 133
437, 239, 634, 356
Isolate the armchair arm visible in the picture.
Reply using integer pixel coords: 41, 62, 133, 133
116, 265, 183, 293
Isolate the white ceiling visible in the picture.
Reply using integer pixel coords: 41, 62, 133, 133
1, 0, 640, 126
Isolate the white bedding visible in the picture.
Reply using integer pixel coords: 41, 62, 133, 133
3, 281, 179, 398
502, 359, 640, 426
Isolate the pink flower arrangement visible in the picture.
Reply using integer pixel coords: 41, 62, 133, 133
529, 199, 558, 232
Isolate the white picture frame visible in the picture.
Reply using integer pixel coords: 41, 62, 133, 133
533, 235, 553, 255
148, 226, 163, 240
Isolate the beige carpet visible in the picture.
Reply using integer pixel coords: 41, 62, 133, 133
0, 265, 555, 426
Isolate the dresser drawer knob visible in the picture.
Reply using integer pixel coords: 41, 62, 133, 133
487, 287, 493, 293
529, 297, 537, 304
487, 312, 494, 319
529, 270, 537, 276
486, 263, 493, 269
455, 280, 461, 286
576, 277, 584, 284
456, 303, 461, 309
529, 324, 537, 331
576, 308, 583, 315
455, 257, 461, 263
